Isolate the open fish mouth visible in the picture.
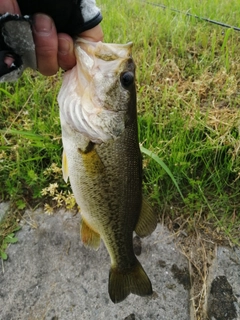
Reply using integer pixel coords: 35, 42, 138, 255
77, 38, 133, 61
74, 38, 134, 113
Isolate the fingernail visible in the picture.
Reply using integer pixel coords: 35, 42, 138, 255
58, 38, 70, 55
33, 14, 53, 35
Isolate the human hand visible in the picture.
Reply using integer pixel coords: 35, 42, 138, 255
0, 0, 103, 76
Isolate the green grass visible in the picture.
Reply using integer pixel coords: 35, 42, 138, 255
1, 0, 240, 248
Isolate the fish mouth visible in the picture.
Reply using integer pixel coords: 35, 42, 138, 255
75, 38, 133, 61
74, 38, 135, 112
74, 38, 134, 97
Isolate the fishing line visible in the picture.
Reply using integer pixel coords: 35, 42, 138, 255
140, 0, 240, 32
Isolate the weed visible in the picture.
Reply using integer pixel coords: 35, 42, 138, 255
0, 208, 21, 261
0, 231, 19, 260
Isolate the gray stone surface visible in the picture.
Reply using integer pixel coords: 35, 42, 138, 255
0, 208, 190, 320
206, 246, 240, 320
0, 202, 10, 223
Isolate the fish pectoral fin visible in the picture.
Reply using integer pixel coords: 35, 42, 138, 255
62, 149, 69, 183
108, 259, 153, 303
135, 197, 158, 238
80, 218, 101, 250
78, 144, 105, 176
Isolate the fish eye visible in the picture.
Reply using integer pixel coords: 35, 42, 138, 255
120, 71, 134, 88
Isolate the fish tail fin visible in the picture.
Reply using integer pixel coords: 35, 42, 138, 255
108, 259, 152, 303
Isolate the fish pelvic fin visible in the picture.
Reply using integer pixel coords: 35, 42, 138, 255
135, 197, 158, 238
80, 218, 101, 250
108, 259, 153, 303
62, 149, 69, 183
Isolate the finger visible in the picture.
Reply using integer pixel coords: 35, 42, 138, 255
0, 0, 21, 14
58, 34, 76, 70
33, 14, 58, 76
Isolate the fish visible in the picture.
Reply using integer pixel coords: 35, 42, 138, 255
57, 38, 157, 303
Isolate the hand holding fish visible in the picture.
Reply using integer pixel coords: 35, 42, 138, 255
0, 0, 103, 77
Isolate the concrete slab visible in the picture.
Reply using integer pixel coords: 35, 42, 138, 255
0, 208, 191, 320
206, 246, 240, 320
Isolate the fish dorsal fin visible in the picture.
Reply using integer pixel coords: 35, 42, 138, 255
135, 197, 158, 238
80, 218, 101, 250
62, 149, 69, 183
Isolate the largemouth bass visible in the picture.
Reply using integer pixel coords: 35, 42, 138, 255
58, 39, 157, 303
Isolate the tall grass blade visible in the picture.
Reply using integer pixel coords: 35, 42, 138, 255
140, 146, 185, 201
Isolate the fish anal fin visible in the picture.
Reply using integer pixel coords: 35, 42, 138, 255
135, 197, 158, 238
109, 259, 153, 303
62, 149, 69, 183
80, 218, 101, 250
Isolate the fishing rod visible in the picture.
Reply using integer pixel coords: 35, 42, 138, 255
140, 0, 240, 32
